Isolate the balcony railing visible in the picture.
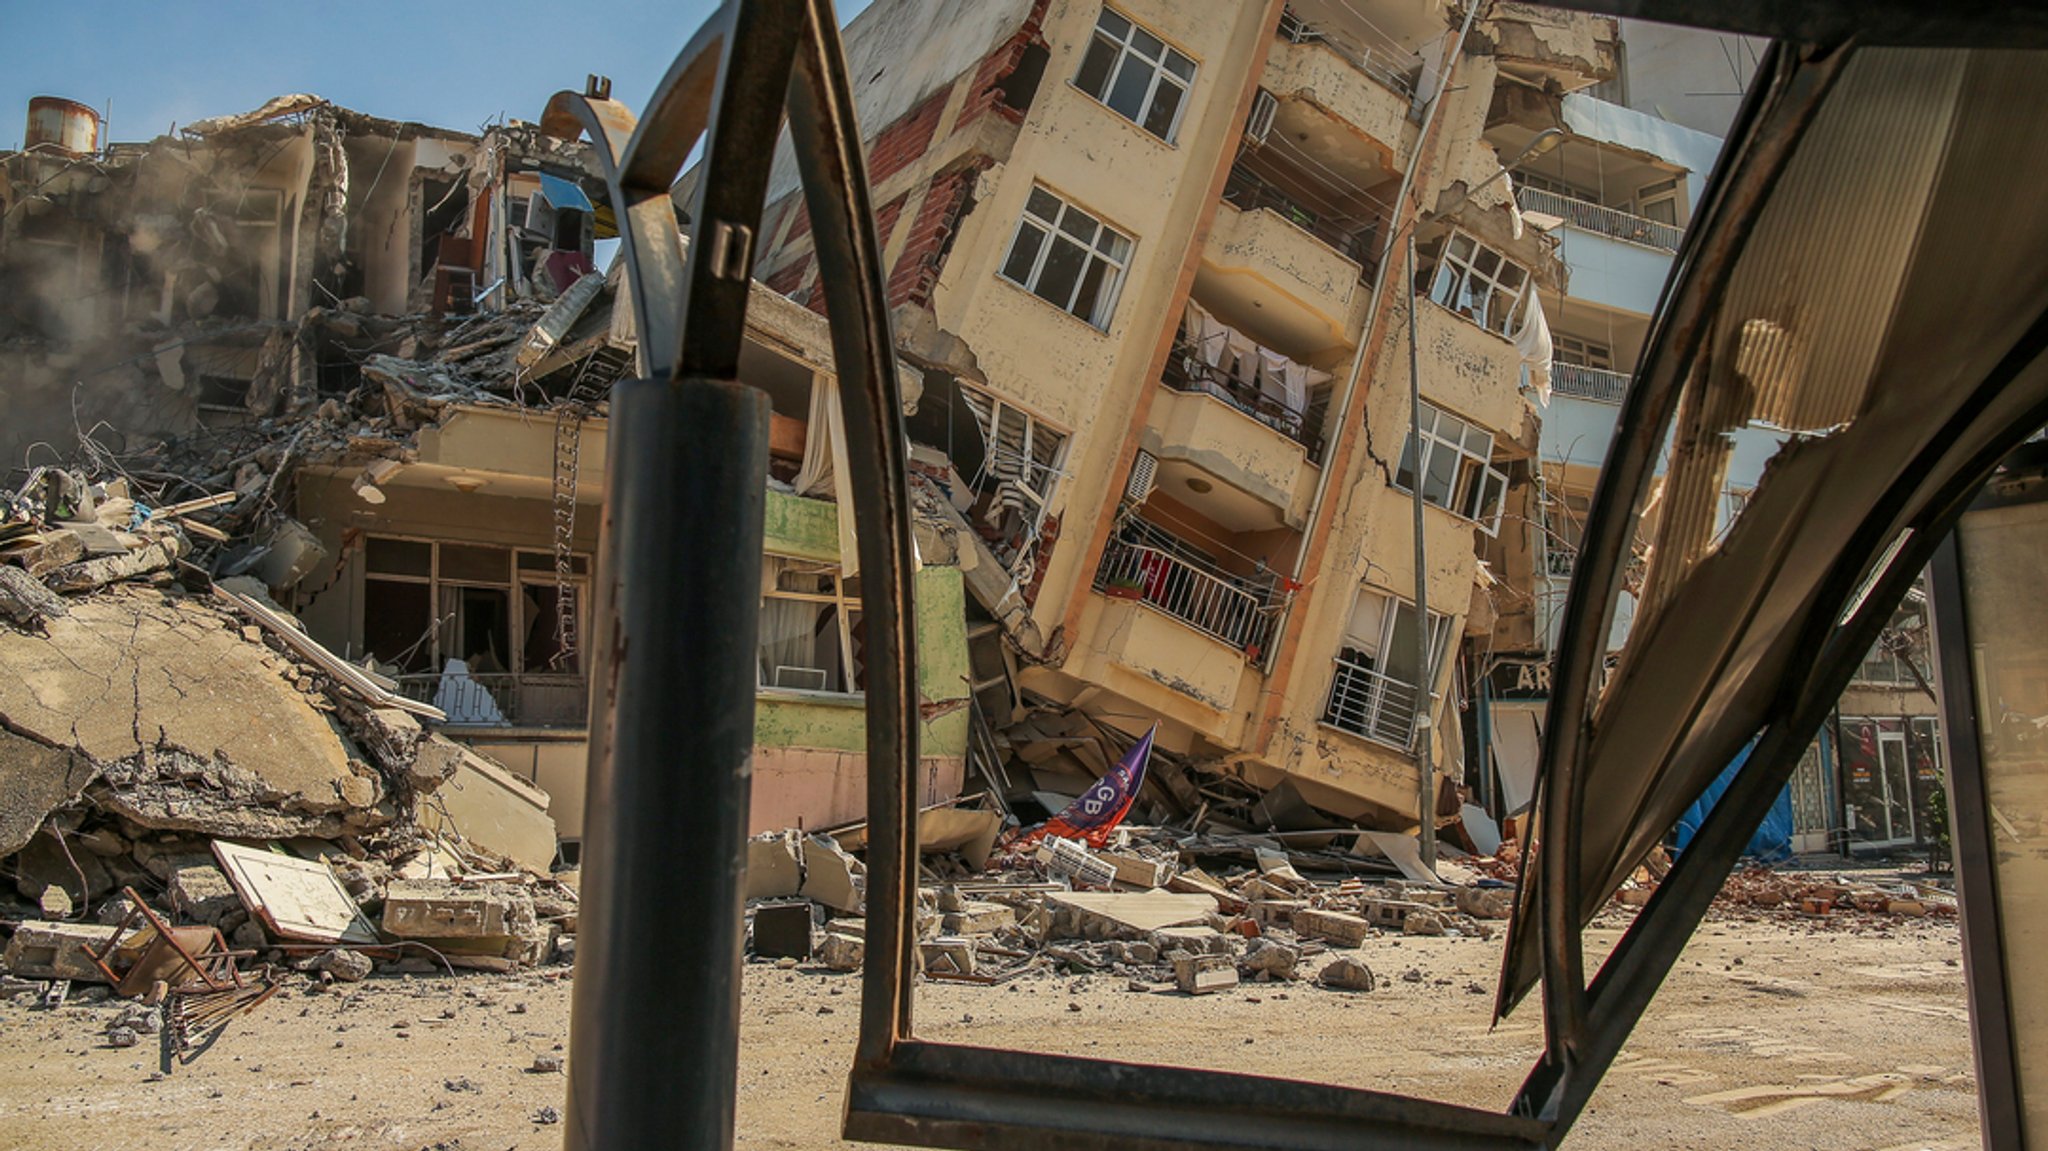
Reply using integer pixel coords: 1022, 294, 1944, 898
396, 671, 589, 728
1277, 7, 1423, 105
1094, 529, 1282, 656
1516, 186, 1685, 253
1552, 361, 1631, 404
1321, 656, 1423, 750
1222, 162, 1387, 283
1162, 338, 1328, 462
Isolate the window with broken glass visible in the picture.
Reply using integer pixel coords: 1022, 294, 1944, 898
1395, 400, 1508, 534
1322, 587, 1450, 749
1073, 6, 1196, 143
905, 377, 1070, 577
361, 536, 589, 725
759, 557, 864, 695
1000, 186, 1133, 329
1424, 230, 1531, 337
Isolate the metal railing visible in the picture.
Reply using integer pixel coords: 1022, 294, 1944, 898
1516, 186, 1685, 252
1544, 546, 1578, 578
1222, 161, 1387, 282
1552, 361, 1631, 404
1162, 337, 1328, 462
1321, 655, 1424, 749
1094, 532, 1281, 656
1277, 7, 1423, 104
396, 671, 590, 727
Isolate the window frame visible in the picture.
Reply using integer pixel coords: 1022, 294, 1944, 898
759, 556, 865, 697
1394, 400, 1509, 535
1427, 229, 1532, 338
998, 185, 1134, 330
360, 534, 590, 677
1322, 586, 1453, 750
1072, 5, 1197, 144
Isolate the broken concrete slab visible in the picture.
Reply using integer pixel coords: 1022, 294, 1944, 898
382, 879, 536, 940
1355, 831, 1445, 887
940, 901, 1015, 936
920, 937, 976, 976
1292, 908, 1373, 947
1320, 955, 1376, 991
166, 864, 239, 927
3, 921, 118, 982
0, 589, 384, 840
1173, 953, 1237, 995
413, 745, 557, 874
818, 932, 864, 972
0, 565, 68, 625
0, 728, 96, 857
798, 835, 863, 914
745, 832, 802, 900
1097, 850, 1171, 889
1044, 891, 1215, 939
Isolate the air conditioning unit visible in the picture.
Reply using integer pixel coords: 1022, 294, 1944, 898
1245, 89, 1277, 146
772, 665, 829, 691
1125, 449, 1158, 504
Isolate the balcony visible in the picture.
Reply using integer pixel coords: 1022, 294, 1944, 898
398, 671, 589, 728
1093, 525, 1284, 658
1517, 186, 1683, 253
1276, 8, 1422, 104
1161, 337, 1328, 461
1320, 656, 1423, 750
1552, 361, 1631, 404
1221, 163, 1384, 281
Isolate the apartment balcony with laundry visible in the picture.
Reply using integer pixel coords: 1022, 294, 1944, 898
1145, 297, 1335, 529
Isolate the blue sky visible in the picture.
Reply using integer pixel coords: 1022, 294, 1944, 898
0, 0, 873, 149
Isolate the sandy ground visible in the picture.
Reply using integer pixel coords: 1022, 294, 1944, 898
0, 907, 1976, 1151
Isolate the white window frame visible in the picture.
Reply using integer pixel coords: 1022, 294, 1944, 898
1322, 587, 1452, 750
759, 556, 863, 696
1395, 400, 1509, 535
999, 185, 1134, 329
1428, 230, 1531, 338
1073, 6, 1197, 144
1635, 175, 1683, 226
1553, 332, 1613, 370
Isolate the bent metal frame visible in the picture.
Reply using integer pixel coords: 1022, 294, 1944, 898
545, 2, 2048, 1149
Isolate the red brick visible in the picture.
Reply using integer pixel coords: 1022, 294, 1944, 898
866, 88, 949, 186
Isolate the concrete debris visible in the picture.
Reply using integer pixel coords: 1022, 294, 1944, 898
3, 921, 119, 982
297, 948, 373, 983
1173, 953, 1237, 995
1320, 956, 1377, 992
817, 932, 865, 972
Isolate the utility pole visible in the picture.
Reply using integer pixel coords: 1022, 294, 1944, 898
1408, 231, 1436, 871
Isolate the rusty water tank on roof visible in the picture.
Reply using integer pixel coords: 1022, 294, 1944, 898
24, 97, 101, 157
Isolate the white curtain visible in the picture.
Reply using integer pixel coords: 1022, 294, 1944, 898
758, 560, 823, 687
791, 375, 861, 578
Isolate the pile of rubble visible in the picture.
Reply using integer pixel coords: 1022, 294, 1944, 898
742, 822, 1517, 996
1, 468, 572, 1056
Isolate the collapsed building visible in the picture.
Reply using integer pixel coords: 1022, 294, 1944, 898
1, 0, 1618, 869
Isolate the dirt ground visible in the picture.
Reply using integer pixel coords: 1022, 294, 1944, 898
0, 902, 1977, 1151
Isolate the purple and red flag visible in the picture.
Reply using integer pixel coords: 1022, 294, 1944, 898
1011, 723, 1157, 851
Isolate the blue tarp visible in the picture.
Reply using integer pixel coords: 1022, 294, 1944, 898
537, 173, 594, 213
1673, 742, 1795, 862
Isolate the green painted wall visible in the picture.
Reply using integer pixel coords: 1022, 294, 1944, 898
763, 488, 839, 562
753, 552, 970, 759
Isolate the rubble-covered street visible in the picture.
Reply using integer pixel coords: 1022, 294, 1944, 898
0, 893, 1973, 1151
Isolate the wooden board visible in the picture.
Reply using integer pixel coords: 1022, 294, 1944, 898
212, 841, 379, 944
